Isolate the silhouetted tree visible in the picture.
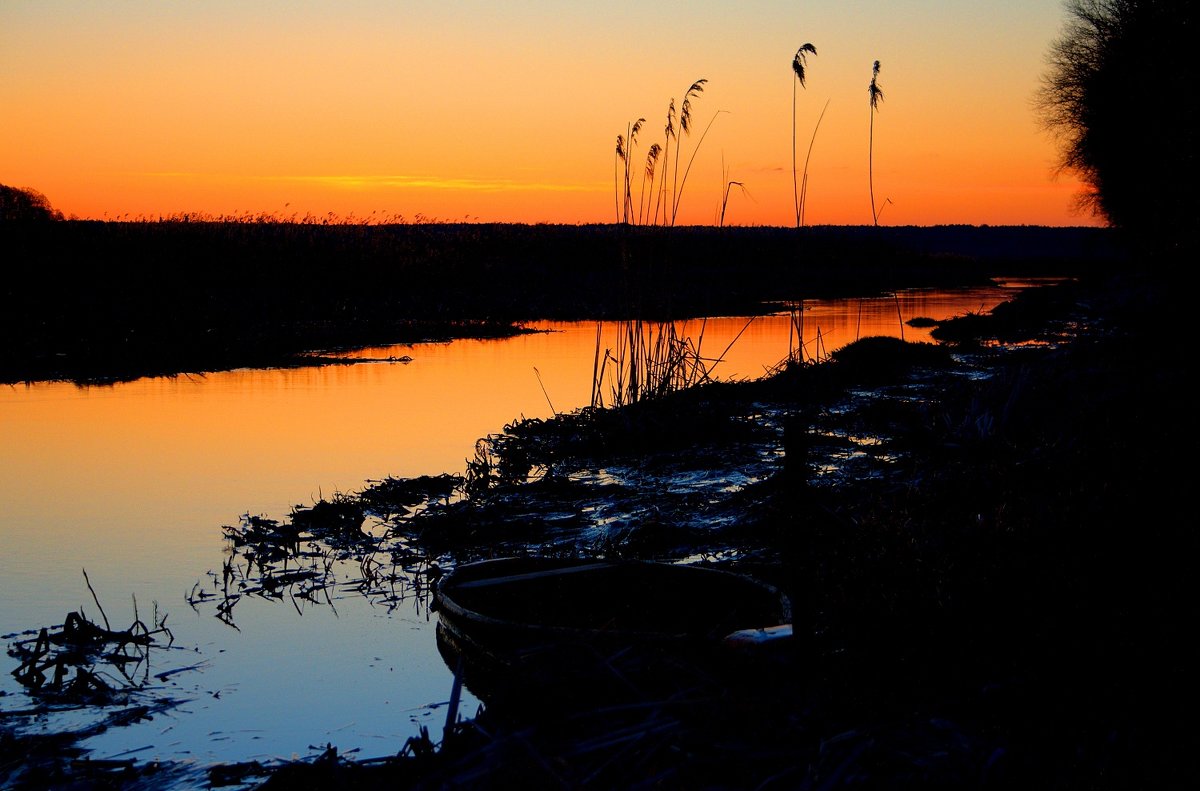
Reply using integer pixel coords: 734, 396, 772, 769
0, 184, 63, 221
1038, 0, 1197, 248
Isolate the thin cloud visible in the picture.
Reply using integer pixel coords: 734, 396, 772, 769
142, 172, 602, 193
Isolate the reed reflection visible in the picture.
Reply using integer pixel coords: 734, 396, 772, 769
0, 280, 1039, 769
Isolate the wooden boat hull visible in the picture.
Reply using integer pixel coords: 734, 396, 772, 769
433, 556, 791, 693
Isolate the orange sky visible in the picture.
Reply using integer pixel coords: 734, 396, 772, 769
0, 1, 1099, 227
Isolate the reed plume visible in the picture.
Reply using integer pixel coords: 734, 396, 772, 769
625, 118, 645, 223
610, 78, 712, 226
670, 79, 707, 226
654, 100, 677, 225
639, 143, 662, 225
868, 60, 885, 226
615, 134, 626, 224
791, 43, 817, 228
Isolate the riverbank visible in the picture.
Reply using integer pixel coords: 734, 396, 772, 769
208, 263, 1187, 788
1, 222, 1120, 384
4, 232, 1185, 788
307, 267, 1180, 791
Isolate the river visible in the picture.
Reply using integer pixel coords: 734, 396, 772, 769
0, 279, 1051, 774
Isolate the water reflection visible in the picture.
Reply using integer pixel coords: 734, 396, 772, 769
0, 280, 1045, 768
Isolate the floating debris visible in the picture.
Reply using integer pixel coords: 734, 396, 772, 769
7, 573, 174, 705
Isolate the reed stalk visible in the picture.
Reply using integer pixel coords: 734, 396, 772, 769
789, 302, 806, 364
670, 79, 707, 226
868, 60, 885, 226
654, 100, 676, 226
591, 322, 604, 409
612, 79, 710, 226
720, 175, 746, 227
799, 98, 830, 227
672, 109, 726, 225
791, 43, 817, 228
614, 134, 626, 224
590, 319, 718, 408
639, 143, 662, 225
625, 119, 645, 224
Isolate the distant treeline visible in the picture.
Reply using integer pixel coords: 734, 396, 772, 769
1, 221, 1123, 383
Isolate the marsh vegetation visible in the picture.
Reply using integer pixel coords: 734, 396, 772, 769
4, 217, 1186, 788
0, 217, 1117, 385
3, 6, 1187, 780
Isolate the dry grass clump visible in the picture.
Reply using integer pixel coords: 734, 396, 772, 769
590, 319, 714, 408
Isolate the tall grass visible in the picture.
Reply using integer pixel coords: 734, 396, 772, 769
653, 99, 676, 226
672, 108, 726, 226
798, 99, 830, 228
669, 79, 710, 226
615, 78, 716, 226
589, 315, 756, 408
590, 319, 712, 409
615, 134, 625, 224
619, 119, 647, 224
98, 209, 414, 225
868, 60, 885, 227
791, 43, 817, 228
719, 157, 749, 227
782, 302, 831, 368
639, 144, 663, 225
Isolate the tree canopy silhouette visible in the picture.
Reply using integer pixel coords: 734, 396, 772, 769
0, 184, 63, 222
1038, 1, 1196, 249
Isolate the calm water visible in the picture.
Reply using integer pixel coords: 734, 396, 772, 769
0, 280, 1044, 771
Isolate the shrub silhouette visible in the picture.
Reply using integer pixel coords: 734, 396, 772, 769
1038, 0, 1197, 249
0, 184, 63, 221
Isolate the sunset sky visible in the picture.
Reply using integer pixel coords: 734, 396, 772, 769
1, 1, 1098, 227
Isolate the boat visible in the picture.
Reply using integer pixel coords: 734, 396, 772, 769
432, 556, 792, 699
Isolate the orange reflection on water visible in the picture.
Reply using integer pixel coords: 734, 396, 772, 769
520, 287, 1011, 400
0, 283, 1024, 613
0, 279, 1053, 767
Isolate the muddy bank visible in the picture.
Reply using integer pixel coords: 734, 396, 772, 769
1, 222, 1120, 384
366, 271, 1187, 788
7, 252, 1186, 788
180, 267, 1188, 788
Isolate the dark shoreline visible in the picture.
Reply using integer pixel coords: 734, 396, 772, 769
2, 235, 1190, 787
250, 267, 1187, 789
2, 221, 1122, 385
